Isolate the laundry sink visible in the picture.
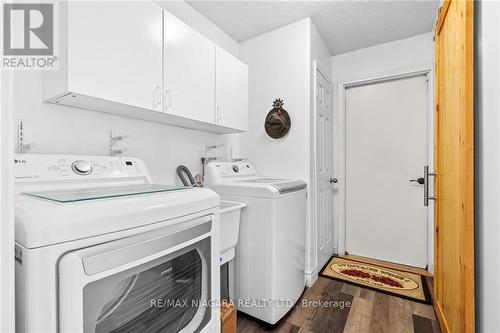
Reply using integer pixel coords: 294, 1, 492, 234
219, 200, 246, 265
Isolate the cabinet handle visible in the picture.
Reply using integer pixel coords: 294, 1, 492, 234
152, 86, 161, 109
216, 106, 222, 123
164, 89, 172, 111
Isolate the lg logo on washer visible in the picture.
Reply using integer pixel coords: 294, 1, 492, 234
2, 2, 58, 69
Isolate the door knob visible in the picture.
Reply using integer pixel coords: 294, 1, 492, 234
409, 177, 425, 185
330, 178, 338, 184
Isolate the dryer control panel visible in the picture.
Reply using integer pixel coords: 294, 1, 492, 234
13, 154, 149, 182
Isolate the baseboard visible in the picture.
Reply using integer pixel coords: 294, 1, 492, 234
305, 268, 318, 286
342, 254, 432, 277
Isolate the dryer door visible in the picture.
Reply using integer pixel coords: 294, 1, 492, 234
58, 216, 214, 333
85, 244, 208, 333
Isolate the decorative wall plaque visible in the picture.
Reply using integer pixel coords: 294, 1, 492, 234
265, 98, 291, 139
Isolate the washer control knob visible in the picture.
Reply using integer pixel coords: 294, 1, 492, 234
232, 165, 240, 173
71, 160, 93, 175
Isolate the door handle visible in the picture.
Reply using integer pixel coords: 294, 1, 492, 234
330, 178, 338, 184
409, 178, 425, 185
424, 165, 436, 206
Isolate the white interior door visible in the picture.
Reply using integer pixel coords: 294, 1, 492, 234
345, 75, 428, 268
316, 69, 334, 269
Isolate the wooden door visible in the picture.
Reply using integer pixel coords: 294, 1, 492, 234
434, 1, 474, 332
316, 68, 334, 268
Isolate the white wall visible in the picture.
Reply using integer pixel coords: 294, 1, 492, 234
475, 1, 500, 331
10, 2, 240, 185
310, 23, 332, 76
239, 18, 331, 284
331, 33, 433, 82
239, 18, 311, 182
330, 32, 435, 270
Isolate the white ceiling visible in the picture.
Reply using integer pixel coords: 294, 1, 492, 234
186, 1, 440, 55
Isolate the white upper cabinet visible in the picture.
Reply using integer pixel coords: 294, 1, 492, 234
215, 46, 249, 131
163, 11, 216, 123
44, 1, 163, 111
43, 2, 248, 134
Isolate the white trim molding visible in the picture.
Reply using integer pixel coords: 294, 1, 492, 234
307, 61, 334, 287
305, 268, 319, 287
334, 65, 435, 273
0, 70, 16, 332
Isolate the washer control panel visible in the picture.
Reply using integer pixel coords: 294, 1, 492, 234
205, 161, 257, 184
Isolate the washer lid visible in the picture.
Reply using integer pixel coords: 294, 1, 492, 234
208, 179, 307, 199
241, 179, 307, 194
15, 186, 219, 248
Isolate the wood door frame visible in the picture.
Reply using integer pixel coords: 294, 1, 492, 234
335, 66, 435, 272
307, 61, 334, 286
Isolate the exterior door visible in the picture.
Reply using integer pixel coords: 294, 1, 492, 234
315, 68, 334, 269
345, 75, 428, 268
434, 1, 475, 332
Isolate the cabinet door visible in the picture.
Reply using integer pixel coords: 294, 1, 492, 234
67, 2, 163, 111
215, 46, 249, 131
163, 11, 216, 123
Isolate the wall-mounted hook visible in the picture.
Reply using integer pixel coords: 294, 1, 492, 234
205, 143, 224, 150
16, 120, 36, 154
18, 143, 36, 154
110, 148, 128, 156
108, 131, 130, 156
110, 133, 130, 145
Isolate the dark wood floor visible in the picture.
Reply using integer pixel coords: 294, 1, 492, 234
237, 277, 441, 333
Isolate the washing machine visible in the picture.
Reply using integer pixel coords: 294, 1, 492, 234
205, 161, 307, 325
14, 154, 220, 333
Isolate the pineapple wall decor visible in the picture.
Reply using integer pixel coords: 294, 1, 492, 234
265, 98, 291, 139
